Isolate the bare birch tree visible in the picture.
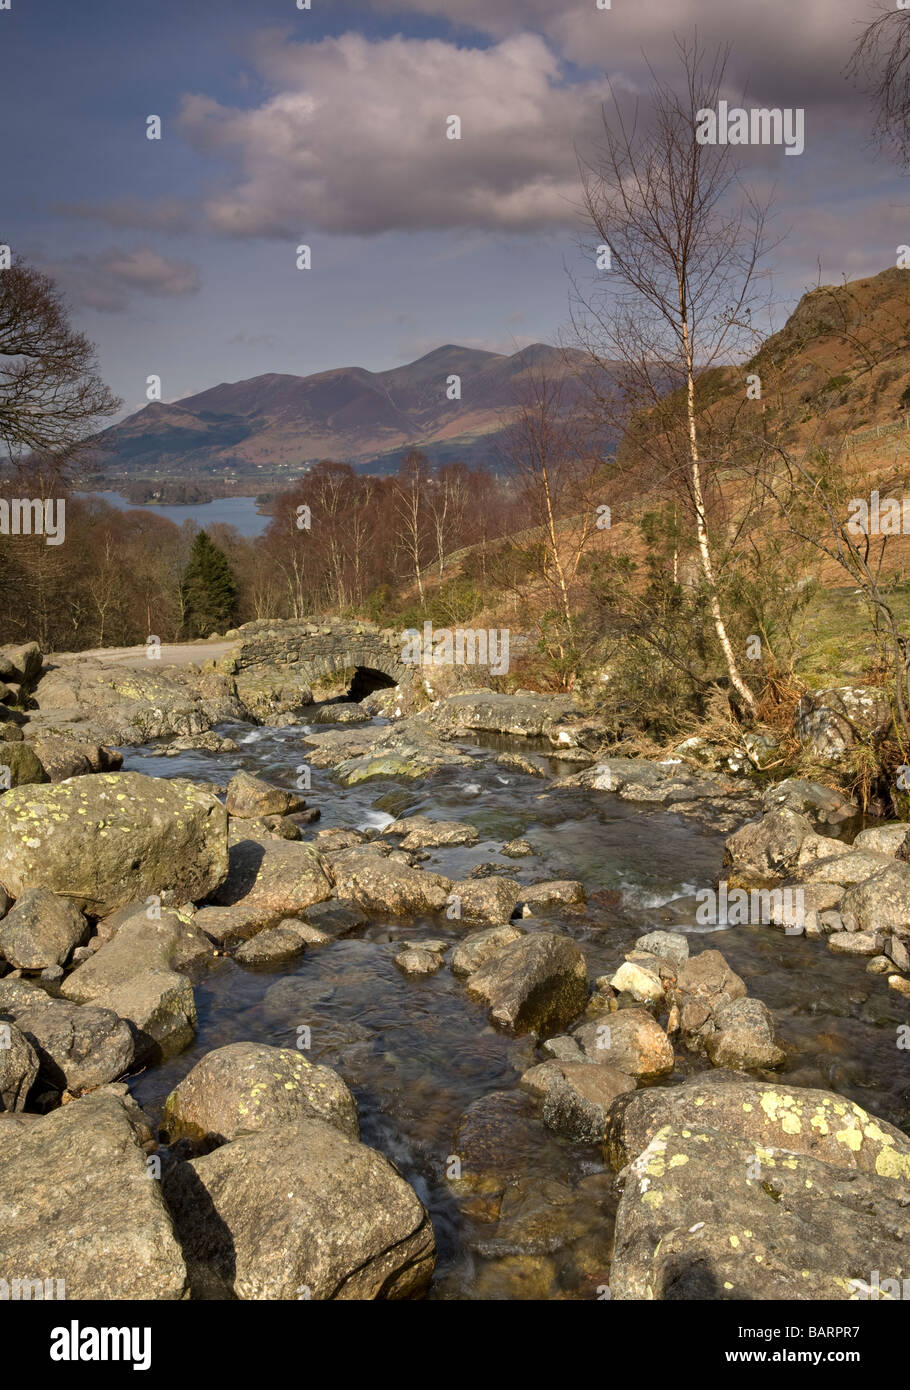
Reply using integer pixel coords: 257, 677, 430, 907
574, 39, 774, 714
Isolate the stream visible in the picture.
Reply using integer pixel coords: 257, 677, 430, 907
121, 714, 910, 1301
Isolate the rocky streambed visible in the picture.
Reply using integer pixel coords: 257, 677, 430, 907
1, 691, 909, 1301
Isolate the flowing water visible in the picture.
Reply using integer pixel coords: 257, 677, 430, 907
122, 717, 910, 1301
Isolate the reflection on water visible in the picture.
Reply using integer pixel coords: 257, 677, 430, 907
122, 716, 910, 1300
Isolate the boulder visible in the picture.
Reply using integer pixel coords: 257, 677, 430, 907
703, 997, 785, 1070
610, 960, 664, 1006
853, 823, 910, 856
451, 924, 523, 977
0, 978, 134, 1092
0, 1022, 39, 1111
0, 741, 49, 789
519, 879, 586, 910
0, 772, 228, 915
61, 921, 197, 1067
0, 1089, 187, 1298
161, 1117, 434, 1299
329, 851, 451, 917
794, 686, 891, 764
382, 816, 479, 848
0, 888, 88, 970
28, 656, 243, 745
303, 899, 367, 937
162, 1042, 359, 1149
537, 1061, 635, 1143
633, 931, 689, 971
224, 770, 307, 819
450, 1090, 544, 1196
723, 808, 814, 885
609, 1121, 910, 1300
24, 735, 122, 783
465, 932, 589, 1036
92, 901, 212, 968
761, 778, 857, 826
673, 950, 747, 1006
234, 927, 307, 965
0, 641, 42, 688
449, 876, 520, 924
838, 863, 910, 939
573, 1009, 674, 1080
828, 931, 882, 956
195, 836, 332, 946
603, 1073, 910, 1177
798, 848, 894, 886
395, 946, 445, 976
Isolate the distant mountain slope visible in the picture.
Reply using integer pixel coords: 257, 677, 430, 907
93, 343, 605, 479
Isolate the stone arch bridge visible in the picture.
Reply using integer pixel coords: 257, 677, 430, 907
219, 617, 417, 718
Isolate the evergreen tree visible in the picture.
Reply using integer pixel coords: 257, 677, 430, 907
180, 531, 238, 637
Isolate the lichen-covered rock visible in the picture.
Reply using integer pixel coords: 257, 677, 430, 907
162, 1042, 359, 1149
761, 777, 857, 826
0, 888, 87, 971
838, 862, 910, 939
0, 1089, 187, 1298
0, 772, 228, 914
852, 823, 909, 856
723, 808, 814, 885
794, 686, 891, 765
573, 1009, 674, 1080
466, 932, 588, 1036
161, 1117, 434, 1299
28, 656, 243, 745
609, 1120, 910, 1300
603, 1073, 910, 1177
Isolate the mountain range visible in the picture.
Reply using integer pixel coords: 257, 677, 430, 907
90, 342, 597, 481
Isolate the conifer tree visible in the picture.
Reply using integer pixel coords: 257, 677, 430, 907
180, 531, 238, 637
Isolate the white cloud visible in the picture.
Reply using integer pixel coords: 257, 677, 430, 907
180, 32, 608, 236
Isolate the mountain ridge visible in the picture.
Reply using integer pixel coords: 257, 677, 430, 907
92, 342, 599, 480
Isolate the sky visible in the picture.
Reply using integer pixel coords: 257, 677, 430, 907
0, 0, 905, 421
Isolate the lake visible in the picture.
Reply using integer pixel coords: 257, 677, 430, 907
77, 490, 271, 538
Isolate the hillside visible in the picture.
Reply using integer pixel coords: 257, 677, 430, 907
90, 342, 601, 482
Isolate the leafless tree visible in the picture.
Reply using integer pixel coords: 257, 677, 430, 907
849, 3, 910, 168
0, 252, 120, 462
574, 38, 775, 714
